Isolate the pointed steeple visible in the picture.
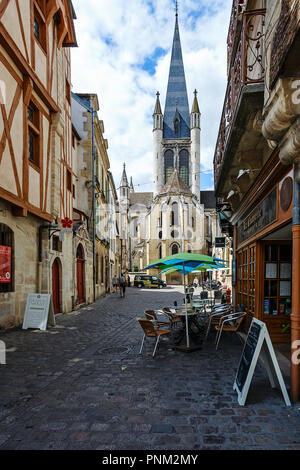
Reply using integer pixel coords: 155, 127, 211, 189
163, 8, 190, 139
120, 163, 129, 187
191, 89, 200, 114
153, 91, 162, 115
130, 176, 134, 192
153, 91, 163, 131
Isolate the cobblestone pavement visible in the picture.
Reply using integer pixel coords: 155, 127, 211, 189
0, 286, 299, 451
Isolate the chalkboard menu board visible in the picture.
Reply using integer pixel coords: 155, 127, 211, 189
235, 321, 262, 393
233, 318, 291, 406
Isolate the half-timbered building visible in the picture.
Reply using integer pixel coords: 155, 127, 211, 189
0, 0, 77, 326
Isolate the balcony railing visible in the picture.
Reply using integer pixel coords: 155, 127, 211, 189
214, 9, 266, 187
227, 0, 247, 72
269, 0, 300, 89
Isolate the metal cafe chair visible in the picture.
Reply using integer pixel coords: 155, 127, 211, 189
137, 318, 171, 358
204, 305, 233, 341
161, 307, 182, 328
144, 310, 170, 328
215, 312, 247, 350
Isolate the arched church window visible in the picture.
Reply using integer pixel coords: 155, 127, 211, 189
0, 224, 14, 293
171, 244, 179, 255
179, 149, 189, 186
158, 245, 162, 259
171, 202, 178, 226
164, 150, 174, 184
174, 118, 180, 134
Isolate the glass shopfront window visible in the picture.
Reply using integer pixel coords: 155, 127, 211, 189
263, 243, 292, 317
237, 244, 256, 315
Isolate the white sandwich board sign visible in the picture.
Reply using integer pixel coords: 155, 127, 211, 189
22, 294, 55, 331
233, 318, 291, 407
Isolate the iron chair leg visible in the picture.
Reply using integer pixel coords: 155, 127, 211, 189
204, 318, 212, 342
216, 325, 224, 350
139, 334, 146, 354
153, 336, 160, 358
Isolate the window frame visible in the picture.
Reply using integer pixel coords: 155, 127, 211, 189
27, 101, 41, 168
33, 1, 47, 53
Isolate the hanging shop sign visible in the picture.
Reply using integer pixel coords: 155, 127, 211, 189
237, 189, 277, 244
22, 294, 56, 331
233, 318, 291, 406
0, 245, 11, 284
215, 237, 226, 248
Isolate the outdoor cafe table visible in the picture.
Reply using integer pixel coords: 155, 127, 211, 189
192, 299, 210, 310
170, 308, 203, 352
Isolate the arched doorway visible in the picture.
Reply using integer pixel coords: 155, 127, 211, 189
52, 258, 61, 314
76, 244, 85, 305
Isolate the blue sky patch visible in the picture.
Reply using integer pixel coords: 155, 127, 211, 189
141, 47, 166, 75
200, 170, 214, 190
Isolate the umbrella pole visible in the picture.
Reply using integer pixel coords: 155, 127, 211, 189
183, 262, 190, 348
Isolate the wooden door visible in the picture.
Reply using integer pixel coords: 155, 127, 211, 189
52, 259, 61, 314
76, 244, 85, 305
77, 259, 85, 304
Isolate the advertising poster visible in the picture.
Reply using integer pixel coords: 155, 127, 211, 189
0, 245, 11, 284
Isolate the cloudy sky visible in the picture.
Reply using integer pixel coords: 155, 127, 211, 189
71, 0, 232, 192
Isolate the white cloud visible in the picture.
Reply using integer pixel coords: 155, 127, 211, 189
71, 0, 232, 192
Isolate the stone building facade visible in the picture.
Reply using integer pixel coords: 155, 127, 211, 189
72, 92, 119, 301
213, 0, 300, 400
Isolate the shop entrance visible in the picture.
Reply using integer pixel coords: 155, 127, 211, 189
52, 258, 61, 314
261, 240, 292, 342
236, 224, 292, 343
76, 244, 85, 305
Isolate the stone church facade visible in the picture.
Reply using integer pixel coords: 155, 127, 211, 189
120, 11, 220, 285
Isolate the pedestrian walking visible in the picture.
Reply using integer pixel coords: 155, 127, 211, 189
193, 277, 198, 289
119, 273, 126, 298
112, 275, 118, 293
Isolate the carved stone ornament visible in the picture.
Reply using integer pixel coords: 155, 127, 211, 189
75, 222, 90, 242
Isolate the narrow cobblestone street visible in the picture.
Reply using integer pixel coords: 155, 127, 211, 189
0, 286, 299, 451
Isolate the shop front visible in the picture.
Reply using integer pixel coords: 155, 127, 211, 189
233, 156, 294, 344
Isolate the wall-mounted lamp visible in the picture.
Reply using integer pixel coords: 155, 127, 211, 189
237, 169, 260, 180
227, 190, 237, 200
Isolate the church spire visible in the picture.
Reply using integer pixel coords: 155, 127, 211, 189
120, 163, 129, 188
191, 89, 200, 114
163, 5, 190, 139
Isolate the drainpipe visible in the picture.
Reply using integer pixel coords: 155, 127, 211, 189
91, 109, 96, 303
291, 164, 300, 402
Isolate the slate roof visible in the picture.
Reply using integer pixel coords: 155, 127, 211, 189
163, 15, 190, 140
200, 191, 216, 209
130, 192, 153, 208
160, 169, 192, 195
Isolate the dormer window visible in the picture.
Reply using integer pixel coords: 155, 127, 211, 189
174, 118, 180, 134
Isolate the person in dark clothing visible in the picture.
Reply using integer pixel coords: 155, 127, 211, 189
119, 274, 126, 298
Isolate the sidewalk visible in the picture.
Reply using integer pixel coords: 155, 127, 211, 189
0, 286, 299, 450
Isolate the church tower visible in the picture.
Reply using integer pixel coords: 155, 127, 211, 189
153, 7, 201, 200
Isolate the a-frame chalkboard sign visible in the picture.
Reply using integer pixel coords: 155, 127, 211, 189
22, 294, 56, 331
233, 318, 291, 406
